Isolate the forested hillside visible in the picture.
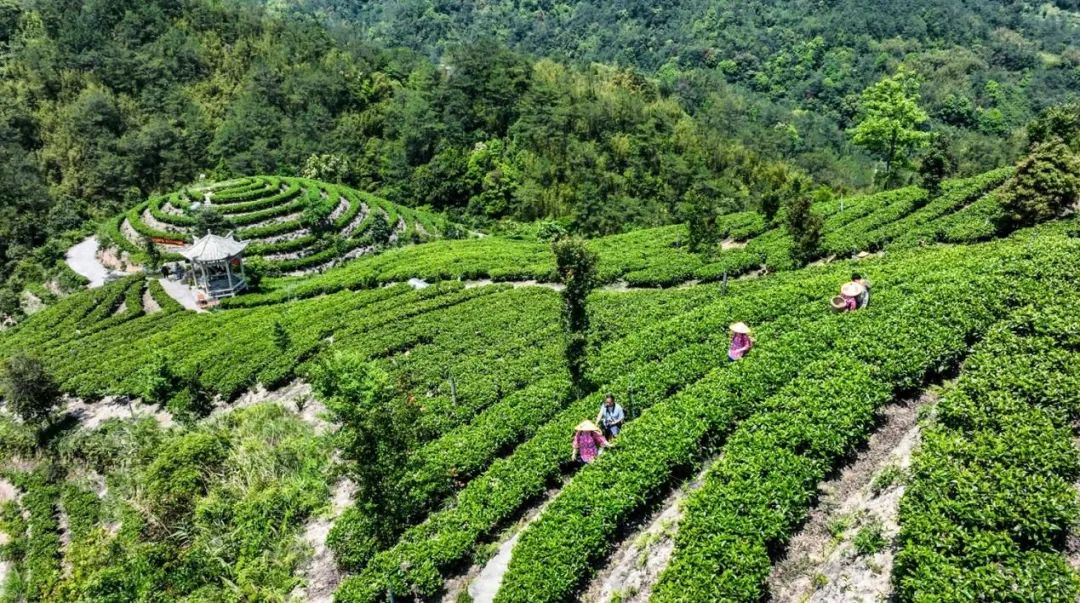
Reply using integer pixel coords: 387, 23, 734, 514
253, 0, 1080, 183
0, 0, 804, 306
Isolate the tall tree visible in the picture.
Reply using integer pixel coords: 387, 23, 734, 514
683, 182, 724, 255
310, 350, 417, 564
849, 67, 930, 187
552, 237, 598, 397
918, 135, 956, 197
1, 354, 61, 426
786, 188, 824, 267
1001, 140, 1080, 226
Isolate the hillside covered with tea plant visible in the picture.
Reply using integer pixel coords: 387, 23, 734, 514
1, 0, 1080, 601
1, 122, 1079, 600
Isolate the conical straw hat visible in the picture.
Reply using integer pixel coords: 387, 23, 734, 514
729, 322, 751, 334
575, 420, 601, 433
841, 282, 865, 297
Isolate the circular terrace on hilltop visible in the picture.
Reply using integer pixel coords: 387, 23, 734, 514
103, 176, 449, 276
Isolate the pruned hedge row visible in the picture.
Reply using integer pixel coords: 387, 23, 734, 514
496, 232, 1036, 602
878, 167, 1012, 250
645, 230, 1080, 602
4, 469, 62, 601
332, 256, 929, 601
893, 300, 1080, 601
113, 176, 448, 276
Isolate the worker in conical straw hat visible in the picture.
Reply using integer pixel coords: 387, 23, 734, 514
850, 272, 871, 308
571, 419, 609, 464
728, 322, 753, 362
838, 281, 865, 312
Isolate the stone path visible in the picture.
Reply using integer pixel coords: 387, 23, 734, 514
157, 278, 201, 312
65, 237, 109, 288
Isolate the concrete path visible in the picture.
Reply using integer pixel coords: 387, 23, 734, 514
65, 237, 109, 288
157, 278, 201, 312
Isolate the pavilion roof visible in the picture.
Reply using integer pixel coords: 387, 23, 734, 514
180, 231, 248, 262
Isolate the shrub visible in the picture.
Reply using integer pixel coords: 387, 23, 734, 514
853, 520, 887, 556
1001, 140, 1080, 226
1, 354, 61, 427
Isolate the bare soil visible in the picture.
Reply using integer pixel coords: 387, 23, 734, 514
440, 485, 564, 603
291, 478, 357, 603
65, 396, 175, 430
767, 391, 938, 603
583, 461, 715, 603
142, 287, 161, 314
216, 381, 329, 432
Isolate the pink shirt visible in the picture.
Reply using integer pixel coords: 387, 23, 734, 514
728, 333, 752, 360
842, 296, 857, 311
573, 431, 608, 463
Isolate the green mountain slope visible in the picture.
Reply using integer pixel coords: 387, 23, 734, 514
1, 153, 1077, 601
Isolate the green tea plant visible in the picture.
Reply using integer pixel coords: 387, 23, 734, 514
893, 300, 1080, 601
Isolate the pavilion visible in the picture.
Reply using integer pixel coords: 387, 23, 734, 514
180, 231, 249, 299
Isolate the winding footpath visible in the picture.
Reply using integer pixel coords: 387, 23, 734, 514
65, 237, 110, 288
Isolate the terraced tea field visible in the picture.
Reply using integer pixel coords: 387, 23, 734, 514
1, 164, 1077, 603
103, 176, 450, 275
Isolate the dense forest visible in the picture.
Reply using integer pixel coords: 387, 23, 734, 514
0, 0, 805, 305
1, 0, 1077, 305
253, 0, 1080, 179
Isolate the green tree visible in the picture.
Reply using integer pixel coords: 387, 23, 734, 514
193, 206, 228, 236
367, 212, 392, 245
917, 135, 956, 197
785, 189, 824, 267
1, 354, 61, 426
849, 68, 930, 187
243, 256, 269, 290
302, 153, 352, 183
134, 353, 179, 406
310, 351, 417, 557
143, 237, 162, 269
1029, 102, 1080, 152
683, 184, 721, 256
552, 237, 598, 396
1001, 140, 1080, 226
272, 320, 291, 351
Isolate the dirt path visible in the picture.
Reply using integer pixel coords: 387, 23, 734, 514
142, 287, 161, 314
65, 396, 175, 430
583, 462, 715, 603
291, 477, 357, 603
462, 278, 565, 292
156, 278, 201, 312
767, 390, 938, 602
65, 237, 110, 288
437, 486, 563, 603
214, 381, 329, 433
57, 500, 73, 578
1067, 434, 1080, 573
